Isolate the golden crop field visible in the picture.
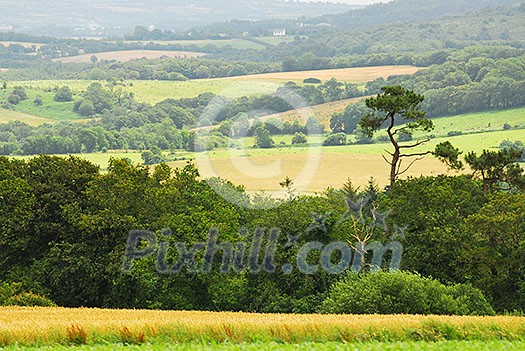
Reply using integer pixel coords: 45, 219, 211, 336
0, 307, 524, 346
257, 96, 367, 128
194, 97, 366, 133
219, 65, 421, 83
178, 151, 454, 192
52, 50, 206, 63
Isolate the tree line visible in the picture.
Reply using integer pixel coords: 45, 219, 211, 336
0, 155, 523, 314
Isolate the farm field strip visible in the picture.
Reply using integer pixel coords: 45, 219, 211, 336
0, 307, 524, 347
7, 65, 422, 105
409, 108, 525, 138
0, 41, 44, 49
217, 65, 421, 83
12, 79, 283, 103
52, 50, 206, 64
12, 152, 143, 171
4, 341, 525, 350
0, 109, 55, 126
193, 96, 367, 132
11, 129, 523, 190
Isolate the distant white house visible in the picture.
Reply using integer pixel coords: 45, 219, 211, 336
273, 29, 286, 37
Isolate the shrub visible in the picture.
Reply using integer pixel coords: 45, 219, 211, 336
12, 86, 27, 100
323, 133, 346, 146
292, 132, 307, 144
319, 271, 494, 315
503, 123, 512, 130
0, 282, 56, 307
34, 96, 43, 105
7, 94, 20, 105
303, 77, 322, 84
5, 292, 56, 307
54, 86, 74, 102
376, 135, 390, 143
77, 100, 95, 117
447, 131, 462, 137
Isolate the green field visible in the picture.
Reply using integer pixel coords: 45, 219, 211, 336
420, 108, 525, 138
12, 79, 283, 104
9, 65, 420, 105
0, 87, 80, 120
4, 341, 525, 351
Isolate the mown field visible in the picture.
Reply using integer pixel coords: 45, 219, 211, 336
0, 109, 54, 125
0, 307, 524, 348
218, 65, 421, 84
53, 50, 206, 64
177, 128, 525, 191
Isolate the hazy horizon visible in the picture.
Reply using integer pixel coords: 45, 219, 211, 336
295, 0, 392, 5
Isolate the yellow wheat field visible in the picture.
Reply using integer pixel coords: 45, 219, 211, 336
0, 307, 524, 346
219, 65, 421, 83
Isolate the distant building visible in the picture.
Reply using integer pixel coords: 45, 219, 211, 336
273, 29, 286, 37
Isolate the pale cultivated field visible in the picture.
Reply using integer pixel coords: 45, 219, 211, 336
0, 41, 44, 49
0, 109, 54, 126
174, 151, 454, 192
52, 50, 206, 63
257, 96, 367, 127
218, 65, 421, 83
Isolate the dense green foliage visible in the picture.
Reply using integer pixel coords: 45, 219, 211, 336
0, 155, 523, 313
320, 271, 494, 315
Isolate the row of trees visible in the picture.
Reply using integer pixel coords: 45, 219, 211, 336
0, 155, 523, 313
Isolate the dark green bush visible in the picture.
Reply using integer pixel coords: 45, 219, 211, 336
323, 133, 347, 146
303, 78, 322, 84
319, 271, 494, 315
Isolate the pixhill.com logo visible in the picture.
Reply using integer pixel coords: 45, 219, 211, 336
122, 196, 404, 275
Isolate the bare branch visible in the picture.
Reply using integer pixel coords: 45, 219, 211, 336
398, 138, 431, 149
399, 151, 432, 158
398, 157, 425, 176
